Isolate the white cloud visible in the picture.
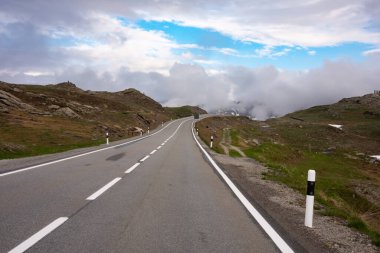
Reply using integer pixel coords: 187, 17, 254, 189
180, 52, 193, 60
2, 59, 379, 120
362, 48, 380, 56
2, 1, 380, 48
308, 50, 317, 56
193, 59, 219, 65
217, 48, 239, 56
24, 71, 54, 77
151, 1, 380, 47
255, 46, 274, 58
254, 46, 291, 58
59, 14, 182, 75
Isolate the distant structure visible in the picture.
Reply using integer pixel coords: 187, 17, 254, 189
375, 90, 380, 94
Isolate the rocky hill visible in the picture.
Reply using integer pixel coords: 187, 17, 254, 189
0, 81, 206, 159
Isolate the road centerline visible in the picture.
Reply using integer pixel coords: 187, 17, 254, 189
86, 177, 122, 201
8, 217, 68, 253
140, 155, 150, 162
125, 163, 141, 174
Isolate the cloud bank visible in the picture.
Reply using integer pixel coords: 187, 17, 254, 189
2, 0, 380, 47
1, 1, 380, 119
2, 58, 379, 120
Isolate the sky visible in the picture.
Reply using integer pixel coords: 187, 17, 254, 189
1, 0, 380, 119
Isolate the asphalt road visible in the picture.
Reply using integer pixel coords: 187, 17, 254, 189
0, 118, 291, 253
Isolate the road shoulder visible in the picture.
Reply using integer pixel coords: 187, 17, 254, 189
195, 134, 378, 253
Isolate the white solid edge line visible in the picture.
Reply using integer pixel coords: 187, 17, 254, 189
140, 155, 150, 162
157, 146, 162, 149
150, 150, 157, 155
125, 162, 140, 174
191, 122, 294, 253
86, 177, 122, 200
9, 217, 68, 253
0, 119, 181, 177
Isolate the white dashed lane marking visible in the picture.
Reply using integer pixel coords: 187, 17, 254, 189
9, 217, 68, 253
140, 155, 150, 162
86, 177, 122, 201
125, 163, 140, 174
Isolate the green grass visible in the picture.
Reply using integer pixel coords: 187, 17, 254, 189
165, 106, 204, 119
243, 143, 380, 246
212, 145, 225, 154
0, 139, 104, 159
230, 129, 240, 146
0, 114, 110, 159
229, 149, 242, 157
195, 111, 380, 247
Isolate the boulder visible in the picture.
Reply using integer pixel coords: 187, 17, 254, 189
53, 107, 81, 119
48, 104, 60, 110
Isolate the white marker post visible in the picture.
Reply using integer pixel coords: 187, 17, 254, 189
106, 132, 109, 145
147, 127, 150, 134
305, 170, 316, 228
196, 128, 199, 136
161, 122, 164, 127
210, 135, 214, 148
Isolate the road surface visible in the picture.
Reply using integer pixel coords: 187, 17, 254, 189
0, 118, 293, 252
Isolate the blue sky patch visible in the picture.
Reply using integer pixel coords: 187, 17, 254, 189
118, 18, 372, 70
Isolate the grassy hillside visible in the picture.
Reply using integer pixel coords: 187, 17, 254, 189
165, 105, 207, 118
0, 81, 205, 159
196, 93, 380, 246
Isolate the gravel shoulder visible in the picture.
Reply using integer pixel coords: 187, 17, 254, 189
197, 137, 378, 253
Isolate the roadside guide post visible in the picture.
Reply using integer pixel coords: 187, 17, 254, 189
106, 132, 109, 145
210, 135, 214, 148
305, 170, 316, 228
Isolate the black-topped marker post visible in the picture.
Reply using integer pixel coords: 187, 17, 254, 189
305, 170, 316, 228
210, 135, 214, 148
106, 132, 109, 145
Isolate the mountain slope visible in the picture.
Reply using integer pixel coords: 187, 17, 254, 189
0, 81, 206, 159
196, 92, 380, 246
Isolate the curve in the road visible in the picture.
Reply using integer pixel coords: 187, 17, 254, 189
6, 118, 191, 253
0, 119, 182, 177
191, 121, 294, 253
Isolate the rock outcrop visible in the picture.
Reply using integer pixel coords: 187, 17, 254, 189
53, 107, 81, 119
0, 90, 40, 114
